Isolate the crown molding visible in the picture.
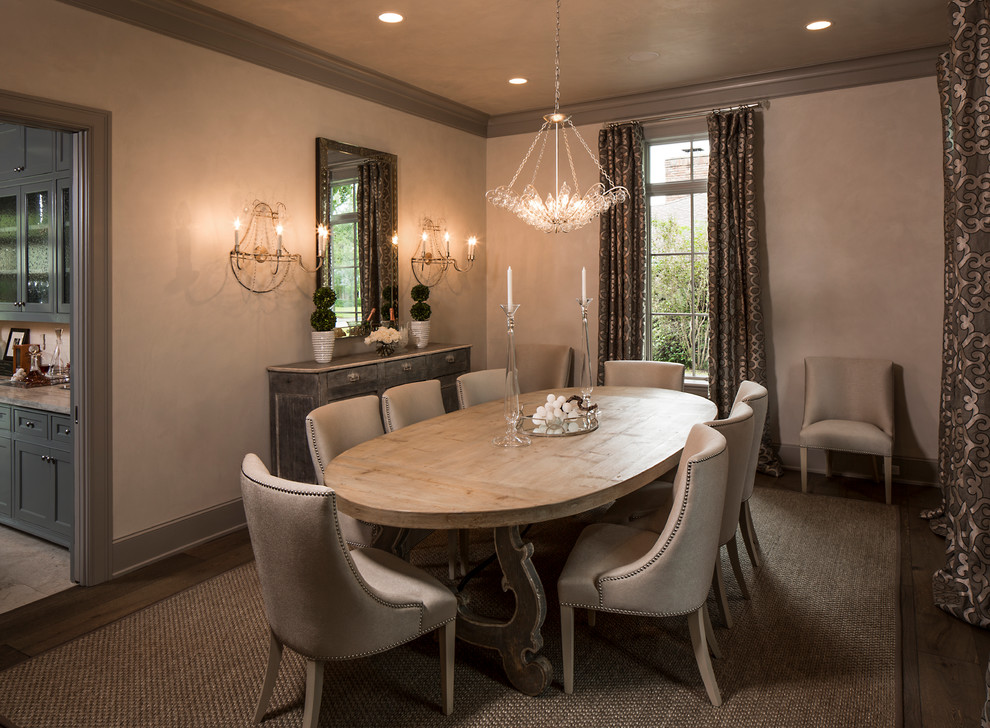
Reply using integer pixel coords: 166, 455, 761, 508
487, 45, 946, 137
54, 0, 944, 141
56, 0, 490, 137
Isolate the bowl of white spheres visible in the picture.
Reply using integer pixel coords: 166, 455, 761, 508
532, 393, 582, 434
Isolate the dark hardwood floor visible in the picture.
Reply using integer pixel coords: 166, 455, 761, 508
0, 470, 985, 726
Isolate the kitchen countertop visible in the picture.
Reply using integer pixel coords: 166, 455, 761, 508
0, 382, 71, 415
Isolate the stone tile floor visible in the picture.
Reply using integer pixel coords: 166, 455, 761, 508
0, 525, 73, 614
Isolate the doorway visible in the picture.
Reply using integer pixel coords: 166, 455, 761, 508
0, 89, 112, 588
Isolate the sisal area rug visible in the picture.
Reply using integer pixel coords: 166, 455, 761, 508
0, 488, 898, 727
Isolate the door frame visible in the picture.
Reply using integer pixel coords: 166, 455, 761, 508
0, 88, 112, 585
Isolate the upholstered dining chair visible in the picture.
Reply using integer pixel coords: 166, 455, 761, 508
240, 454, 456, 726
558, 423, 729, 705
603, 360, 685, 391
601, 400, 755, 627
456, 368, 505, 409
515, 343, 573, 394
733, 380, 769, 569
381, 379, 468, 578
306, 395, 385, 549
800, 356, 895, 504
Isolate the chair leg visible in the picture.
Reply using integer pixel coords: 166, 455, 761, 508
458, 529, 470, 576
447, 531, 458, 580
739, 500, 762, 569
302, 659, 324, 728
254, 630, 283, 724
702, 603, 721, 659
726, 536, 750, 600
800, 447, 808, 493
871, 455, 880, 484
439, 621, 455, 715
561, 605, 575, 694
884, 456, 892, 505
688, 607, 723, 707
824, 450, 832, 478
711, 560, 733, 628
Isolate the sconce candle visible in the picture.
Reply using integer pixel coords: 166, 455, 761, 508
233, 218, 240, 254
467, 237, 477, 261
507, 266, 513, 308
276, 224, 284, 254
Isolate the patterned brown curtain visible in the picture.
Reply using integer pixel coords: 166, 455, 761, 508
597, 122, 646, 384
707, 109, 782, 476
932, 0, 990, 631
357, 160, 396, 323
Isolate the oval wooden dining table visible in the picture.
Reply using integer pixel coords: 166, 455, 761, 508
322, 385, 717, 696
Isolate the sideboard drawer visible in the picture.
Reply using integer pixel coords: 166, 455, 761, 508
13, 408, 48, 441
429, 348, 470, 378
323, 364, 379, 399
382, 356, 428, 388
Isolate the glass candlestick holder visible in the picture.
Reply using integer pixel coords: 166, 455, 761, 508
576, 297, 598, 422
493, 303, 531, 447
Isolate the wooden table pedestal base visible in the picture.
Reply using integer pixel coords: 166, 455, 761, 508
455, 525, 553, 696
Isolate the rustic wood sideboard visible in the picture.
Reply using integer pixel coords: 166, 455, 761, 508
267, 343, 471, 482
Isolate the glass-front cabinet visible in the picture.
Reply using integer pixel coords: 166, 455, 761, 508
0, 124, 71, 323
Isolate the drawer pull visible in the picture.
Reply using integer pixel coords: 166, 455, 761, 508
347, 372, 360, 382
24, 421, 34, 429
445, 354, 456, 363
64, 428, 70, 435
13, 166, 24, 173
401, 362, 413, 372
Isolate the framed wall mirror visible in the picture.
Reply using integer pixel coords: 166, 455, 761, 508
316, 138, 398, 336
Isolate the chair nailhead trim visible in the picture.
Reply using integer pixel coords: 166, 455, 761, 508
242, 466, 442, 649
305, 418, 327, 475
595, 442, 727, 607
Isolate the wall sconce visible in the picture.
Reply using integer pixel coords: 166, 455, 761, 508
410, 217, 477, 287
229, 200, 322, 293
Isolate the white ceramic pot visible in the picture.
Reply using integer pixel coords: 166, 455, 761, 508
311, 331, 336, 363
409, 320, 431, 349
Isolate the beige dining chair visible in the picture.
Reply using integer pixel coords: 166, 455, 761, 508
733, 380, 769, 569
515, 343, 573, 394
603, 360, 685, 391
306, 395, 385, 549
456, 368, 505, 409
240, 454, 456, 726
381, 379, 469, 578
558, 423, 729, 706
800, 356, 895, 504
602, 400, 755, 628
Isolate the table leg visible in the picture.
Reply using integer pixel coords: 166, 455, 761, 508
455, 524, 553, 696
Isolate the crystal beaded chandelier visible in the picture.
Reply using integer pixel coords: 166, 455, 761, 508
486, 0, 628, 233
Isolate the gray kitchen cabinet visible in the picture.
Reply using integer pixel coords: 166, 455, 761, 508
0, 123, 71, 322
0, 405, 73, 547
268, 343, 471, 483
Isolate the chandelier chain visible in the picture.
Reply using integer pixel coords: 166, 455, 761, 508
507, 120, 549, 189
553, 0, 561, 114
570, 118, 620, 189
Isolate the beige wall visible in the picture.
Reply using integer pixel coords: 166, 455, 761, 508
0, 0, 487, 538
487, 77, 944, 480
762, 77, 943, 474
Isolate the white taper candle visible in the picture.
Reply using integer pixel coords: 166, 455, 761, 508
582, 266, 587, 301
507, 266, 513, 308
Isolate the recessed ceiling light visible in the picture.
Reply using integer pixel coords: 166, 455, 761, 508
379, 12, 403, 23
509, 78, 528, 85
627, 51, 659, 63
806, 20, 832, 30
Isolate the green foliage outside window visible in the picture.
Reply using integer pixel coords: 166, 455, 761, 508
649, 215, 709, 374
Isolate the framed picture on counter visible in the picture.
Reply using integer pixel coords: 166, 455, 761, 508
4, 328, 29, 360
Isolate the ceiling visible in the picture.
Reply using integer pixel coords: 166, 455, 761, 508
190, 0, 946, 117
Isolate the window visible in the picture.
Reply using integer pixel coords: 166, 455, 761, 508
646, 133, 710, 379
328, 178, 360, 328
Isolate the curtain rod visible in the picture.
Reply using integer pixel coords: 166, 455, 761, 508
606, 100, 769, 128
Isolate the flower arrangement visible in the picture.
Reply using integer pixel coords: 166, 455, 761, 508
365, 325, 402, 357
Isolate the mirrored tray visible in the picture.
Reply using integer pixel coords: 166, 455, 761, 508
517, 413, 599, 437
